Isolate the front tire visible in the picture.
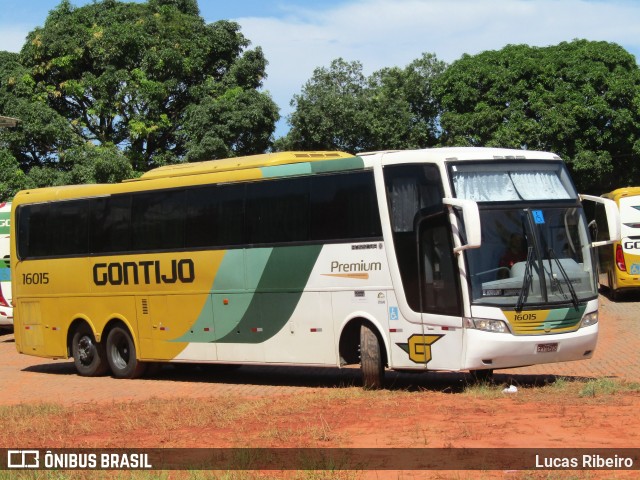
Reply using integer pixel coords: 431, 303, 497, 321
360, 323, 384, 389
72, 324, 109, 377
106, 325, 147, 379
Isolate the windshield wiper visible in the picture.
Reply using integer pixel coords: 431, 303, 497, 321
516, 246, 535, 312
548, 248, 579, 310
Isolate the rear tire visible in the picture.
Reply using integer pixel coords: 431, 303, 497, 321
72, 324, 109, 377
360, 323, 384, 389
106, 325, 147, 379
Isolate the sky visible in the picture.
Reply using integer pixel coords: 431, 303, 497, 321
1, 0, 640, 136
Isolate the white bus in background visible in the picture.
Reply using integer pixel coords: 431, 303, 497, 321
0, 202, 12, 334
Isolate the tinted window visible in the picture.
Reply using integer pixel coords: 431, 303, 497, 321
186, 184, 245, 247
311, 172, 381, 240
18, 200, 89, 258
17, 170, 382, 259
90, 195, 132, 253
246, 177, 310, 244
132, 190, 185, 250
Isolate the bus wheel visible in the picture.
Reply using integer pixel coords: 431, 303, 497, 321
106, 326, 147, 379
71, 324, 109, 377
360, 323, 384, 389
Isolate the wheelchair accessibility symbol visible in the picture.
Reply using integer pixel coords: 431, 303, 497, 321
630, 264, 640, 275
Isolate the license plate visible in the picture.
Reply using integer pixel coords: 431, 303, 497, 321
537, 343, 558, 353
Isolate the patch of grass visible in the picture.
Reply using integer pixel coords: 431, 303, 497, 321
461, 381, 504, 399
579, 377, 622, 397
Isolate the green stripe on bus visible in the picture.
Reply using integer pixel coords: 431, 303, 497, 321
259, 157, 364, 179
310, 157, 364, 173
215, 244, 322, 344
261, 163, 313, 178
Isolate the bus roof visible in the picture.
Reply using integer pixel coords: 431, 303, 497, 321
602, 187, 640, 204
134, 151, 353, 181
361, 147, 562, 163
12, 151, 355, 204
12, 147, 566, 205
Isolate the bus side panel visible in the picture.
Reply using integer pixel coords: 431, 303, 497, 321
16, 300, 44, 355
386, 316, 464, 371
262, 292, 335, 364
140, 293, 215, 361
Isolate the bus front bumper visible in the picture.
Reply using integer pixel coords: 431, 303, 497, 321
462, 324, 598, 371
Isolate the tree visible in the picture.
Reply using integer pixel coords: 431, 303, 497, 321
436, 40, 640, 193
280, 54, 446, 153
0, 51, 81, 172
281, 58, 373, 152
0, 149, 31, 199
367, 53, 446, 149
183, 49, 279, 161
11, 0, 278, 173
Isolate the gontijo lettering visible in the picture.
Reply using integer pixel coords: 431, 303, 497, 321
93, 259, 195, 285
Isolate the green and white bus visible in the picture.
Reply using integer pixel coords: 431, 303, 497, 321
11, 148, 619, 387
0, 202, 12, 333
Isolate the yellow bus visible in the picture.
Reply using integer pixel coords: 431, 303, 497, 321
11, 148, 619, 387
598, 187, 640, 300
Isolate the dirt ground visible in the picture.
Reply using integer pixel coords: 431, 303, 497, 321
2, 293, 640, 478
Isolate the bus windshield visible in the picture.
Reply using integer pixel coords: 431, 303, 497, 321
451, 161, 596, 308
464, 207, 597, 307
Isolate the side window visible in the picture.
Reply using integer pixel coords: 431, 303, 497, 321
18, 200, 89, 258
132, 190, 185, 251
90, 195, 132, 254
246, 177, 310, 244
311, 171, 382, 241
186, 183, 245, 248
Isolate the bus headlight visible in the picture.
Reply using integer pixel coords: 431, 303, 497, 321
580, 311, 598, 328
464, 317, 510, 333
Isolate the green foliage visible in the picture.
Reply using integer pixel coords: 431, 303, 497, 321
0, 51, 81, 172
0, 0, 277, 190
0, 149, 31, 200
281, 54, 446, 152
436, 40, 640, 193
282, 58, 372, 152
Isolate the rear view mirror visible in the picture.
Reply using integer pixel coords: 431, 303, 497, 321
443, 198, 481, 253
580, 194, 620, 247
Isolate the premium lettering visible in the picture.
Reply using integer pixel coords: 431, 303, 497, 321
331, 260, 382, 273
93, 259, 195, 286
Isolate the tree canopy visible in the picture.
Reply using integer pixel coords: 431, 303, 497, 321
2, 4, 640, 199
0, 0, 278, 197
436, 40, 640, 193
279, 53, 446, 152
280, 40, 640, 193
